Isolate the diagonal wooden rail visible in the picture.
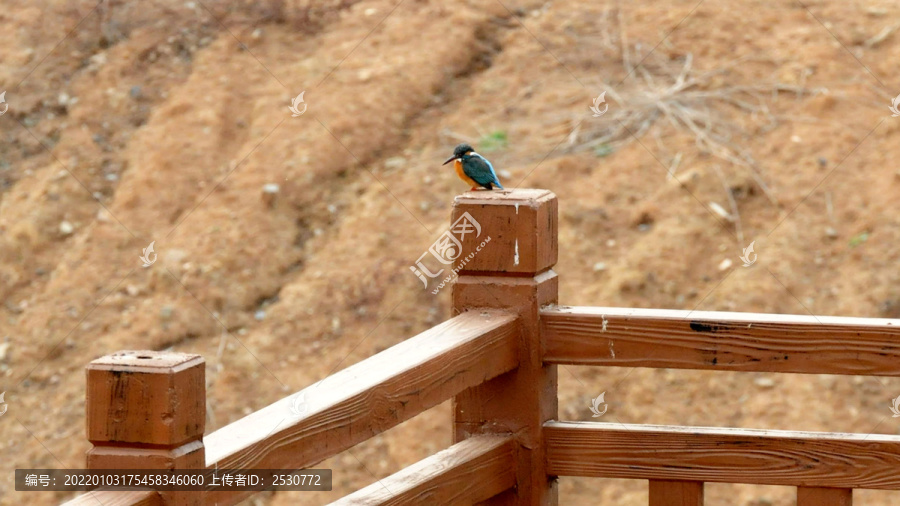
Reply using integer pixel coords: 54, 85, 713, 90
203, 310, 519, 505
62, 309, 520, 506
60, 190, 900, 506
330, 435, 516, 505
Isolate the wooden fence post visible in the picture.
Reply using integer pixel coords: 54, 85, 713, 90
85, 350, 206, 505
649, 480, 703, 506
450, 189, 559, 505
797, 487, 852, 506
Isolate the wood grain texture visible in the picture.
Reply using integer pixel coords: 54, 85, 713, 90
86, 351, 205, 446
85, 351, 205, 505
797, 487, 852, 506
329, 436, 516, 506
452, 189, 557, 274
545, 421, 900, 489
649, 480, 703, 506
452, 190, 559, 506
202, 310, 519, 505
60, 491, 162, 506
542, 306, 900, 375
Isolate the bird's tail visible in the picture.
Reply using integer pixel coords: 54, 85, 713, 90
494, 181, 504, 189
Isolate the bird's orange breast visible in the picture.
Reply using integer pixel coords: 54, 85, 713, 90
454, 159, 477, 187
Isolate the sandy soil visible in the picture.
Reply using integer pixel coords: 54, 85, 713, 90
2, 0, 900, 504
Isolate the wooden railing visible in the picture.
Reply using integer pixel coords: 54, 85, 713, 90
62, 189, 900, 506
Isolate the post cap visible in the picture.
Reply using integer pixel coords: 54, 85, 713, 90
451, 189, 558, 274
86, 350, 205, 446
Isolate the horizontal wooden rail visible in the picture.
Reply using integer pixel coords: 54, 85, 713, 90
542, 306, 900, 375
545, 421, 900, 489
202, 310, 519, 505
61, 490, 161, 506
329, 435, 516, 505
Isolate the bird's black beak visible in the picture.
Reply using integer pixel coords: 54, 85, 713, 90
442, 155, 457, 166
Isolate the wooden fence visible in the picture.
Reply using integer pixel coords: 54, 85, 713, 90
62, 189, 900, 505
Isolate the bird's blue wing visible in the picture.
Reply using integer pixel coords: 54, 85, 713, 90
465, 153, 504, 189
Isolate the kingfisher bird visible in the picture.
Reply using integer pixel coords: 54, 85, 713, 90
443, 143, 504, 191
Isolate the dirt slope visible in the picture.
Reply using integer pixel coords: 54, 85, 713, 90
2, 0, 900, 504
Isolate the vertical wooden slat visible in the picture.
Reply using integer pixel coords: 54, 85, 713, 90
451, 189, 559, 506
85, 350, 206, 506
797, 487, 852, 506
649, 480, 703, 506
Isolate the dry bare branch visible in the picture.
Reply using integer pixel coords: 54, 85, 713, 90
570, 42, 823, 207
